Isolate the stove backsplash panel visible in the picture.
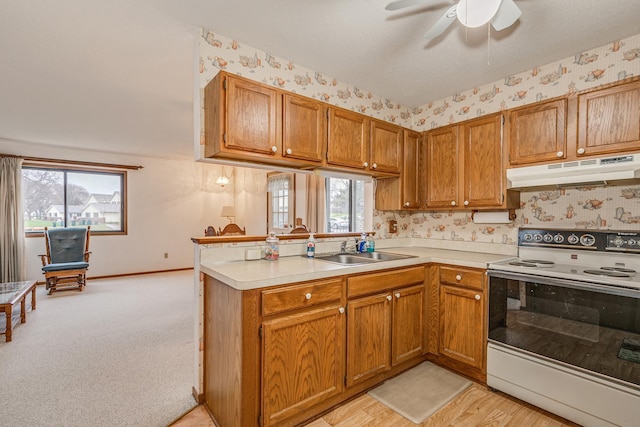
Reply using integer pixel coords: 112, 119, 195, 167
373, 184, 640, 246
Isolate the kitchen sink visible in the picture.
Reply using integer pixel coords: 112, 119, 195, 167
313, 251, 417, 265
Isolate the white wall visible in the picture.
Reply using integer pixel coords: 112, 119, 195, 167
1, 138, 266, 280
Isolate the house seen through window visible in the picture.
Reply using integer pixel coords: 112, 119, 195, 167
22, 166, 126, 234
326, 177, 364, 233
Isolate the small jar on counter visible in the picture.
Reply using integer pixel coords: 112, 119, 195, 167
265, 232, 279, 260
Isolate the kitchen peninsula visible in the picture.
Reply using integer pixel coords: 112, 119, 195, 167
192, 235, 515, 427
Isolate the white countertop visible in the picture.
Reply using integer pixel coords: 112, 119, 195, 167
199, 247, 516, 290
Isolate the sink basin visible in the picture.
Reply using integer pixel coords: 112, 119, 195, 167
351, 252, 417, 261
313, 251, 417, 265
314, 253, 379, 265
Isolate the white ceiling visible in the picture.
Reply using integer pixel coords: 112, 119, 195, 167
1, 0, 639, 160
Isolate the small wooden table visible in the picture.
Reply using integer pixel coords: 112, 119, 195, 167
0, 280, 37, 342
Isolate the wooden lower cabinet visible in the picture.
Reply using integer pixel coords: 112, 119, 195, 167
262, 304, 345, 426
203, 266, 429, 427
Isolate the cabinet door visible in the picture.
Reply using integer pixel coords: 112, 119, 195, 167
262, 305, 345, 426
392, 285, 425, 365
439, 284, 485, 370
225, 75, 281, 156
402, 130, 421, 209
509, 99, 567, 165
283, 93, 326, 163
425, 125, 459, 209
327, 107, 369, 170
578, 80, 640, 157
346, 293, 391, 386
370, 120, 402, 174
463, 114, 504, 208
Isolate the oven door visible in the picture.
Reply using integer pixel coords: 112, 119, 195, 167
487, 270, 640, 426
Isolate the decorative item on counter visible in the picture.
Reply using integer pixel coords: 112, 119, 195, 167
366, 233, 375, 252
265, 232, 279, 260
306, 233, 316, 258
357, 232, 368, 253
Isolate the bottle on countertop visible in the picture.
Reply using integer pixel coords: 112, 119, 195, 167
366, 233, 375, 252
358, 232, 368, 253
265, 232, 279, 260
306, 233, 316, 258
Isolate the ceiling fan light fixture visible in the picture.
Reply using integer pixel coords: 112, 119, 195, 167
456, 0, 502, 28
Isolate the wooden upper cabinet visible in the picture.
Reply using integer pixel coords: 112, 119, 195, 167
283, 93, 326, 163
509, 98, 567, 165
327, 107, 370, 170
577, 79, 640, 157
463, 114, 504, 208
370, 120, 402, 175
425, 125, 459, 209
402, 130, 421, 209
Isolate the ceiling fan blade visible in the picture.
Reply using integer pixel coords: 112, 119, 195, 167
491, 0, 522, 31
424, 4, 457, 40
385, 0, 430, 12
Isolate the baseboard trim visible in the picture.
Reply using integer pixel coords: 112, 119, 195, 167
192, 386, 205, 405
35, 267, 194, 285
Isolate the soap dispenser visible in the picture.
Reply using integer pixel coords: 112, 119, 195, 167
306, 233, 316, 258
265, 232, 279, 260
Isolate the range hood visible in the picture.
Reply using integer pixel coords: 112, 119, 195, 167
507, 154, 640, 190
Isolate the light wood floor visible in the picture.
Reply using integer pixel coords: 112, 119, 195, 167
169, 383, 580, 426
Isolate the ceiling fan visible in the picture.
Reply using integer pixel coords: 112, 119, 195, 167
385, 0, 522, 40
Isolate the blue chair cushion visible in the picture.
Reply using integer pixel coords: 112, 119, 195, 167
42, 262, 89, 272
46, 227, 87, 264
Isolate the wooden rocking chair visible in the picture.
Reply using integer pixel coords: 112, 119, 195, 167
39, 226, 91, 294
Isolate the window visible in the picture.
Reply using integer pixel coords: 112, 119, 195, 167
22, 166, 126, 235
267, 173, 294, 234
326, 177, 365, 233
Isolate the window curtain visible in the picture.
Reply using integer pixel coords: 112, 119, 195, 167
0, 156, 26, 282
305, 174, 326, 233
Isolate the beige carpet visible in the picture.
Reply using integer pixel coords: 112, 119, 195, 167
0, 270, 196, 427
367, 362, 472, 424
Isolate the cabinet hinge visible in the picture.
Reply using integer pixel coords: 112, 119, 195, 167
344, 375, 347, 386
501, 193, 504, 204
258, 325, 262, 339
223, 77, 227, 90
258, 414, 262, 426
223, 132, 227, 143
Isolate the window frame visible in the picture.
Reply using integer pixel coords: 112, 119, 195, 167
22, 163, 128, 237
325, 176, 365, 233
266, 172, 295, 234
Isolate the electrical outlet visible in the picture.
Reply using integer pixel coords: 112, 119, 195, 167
389, 220, 398, 234
164, 252, 168, 259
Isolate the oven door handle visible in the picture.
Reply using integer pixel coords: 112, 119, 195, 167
488, 269, 640, 298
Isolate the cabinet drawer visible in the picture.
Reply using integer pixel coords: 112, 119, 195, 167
262, 279, 343, 316
439, 266, 484, 290
348, 266, 425, 298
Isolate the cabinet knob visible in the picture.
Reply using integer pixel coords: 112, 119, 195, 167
338, 307, 345, 314
372, 163, 377, 169
386, 295, 392, 301
463, 200, 469, 206
395, 292, 401, 299
305, 293, 312, 300
577, 148, 585, 155
404, 202, 410, 207
556, 151, 564, 157
271, 146, 278, 153
286, 148, 292, 155
455, 274, 462, 281
451, 201, 456, 206
475, 294, 481, 301
363, 162, 369, 168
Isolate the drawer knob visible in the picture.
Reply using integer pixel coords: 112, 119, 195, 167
386, 295, 392, 301
395, 292, 401, 299
286, 148, 292, 155
577, 148, 585, 155
475, 294, 481, 300
305, 293, 312, 300
338, 307, 345, 314
456, 274, 462, 281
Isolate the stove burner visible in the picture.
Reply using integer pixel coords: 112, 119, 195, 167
520, 259, 555, 267
601, 266, 637, 275
583, 269, 633, 278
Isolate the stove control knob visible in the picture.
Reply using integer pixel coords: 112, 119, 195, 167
628, 239, 636, 246
612, 237, 624, 247
568, 234, 579, 244
554, 234, 564, 243
533, 234, 543, 242
543, 233, 553, 243
580, 234, 596, 247
522, 233, 533, 242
